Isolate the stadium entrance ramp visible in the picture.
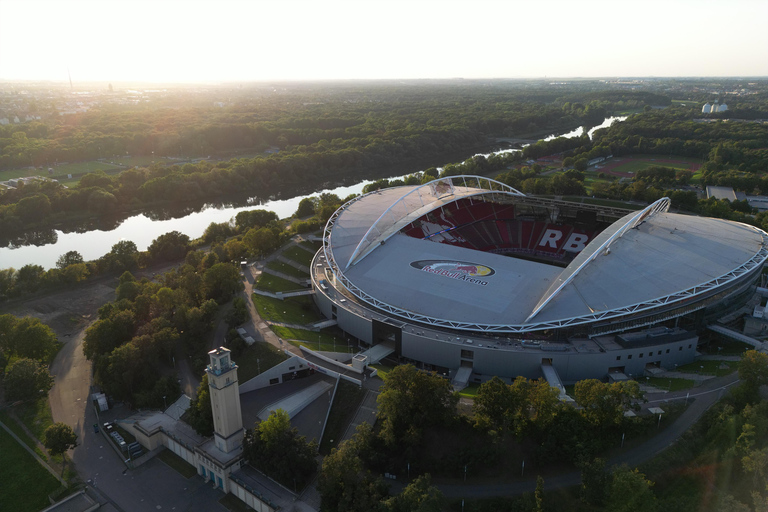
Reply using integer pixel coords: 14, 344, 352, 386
360, 343, 395, 364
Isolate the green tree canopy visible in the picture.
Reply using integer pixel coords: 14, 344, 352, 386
235, 209, 278, 232
383, 474, 443, 512
243, 409, 318, 490
319, 423, 388, 512
377, 364, 458, 453
109, 240, 139, 271
738, 350, 768, 393
202, 263, 243, 303
10, 316, 59, 361
295, 197, 317, 218
574, 379, 643, 428
147, 231, 191, 262
607, 465, 657, 512
56, 250, 84, 269
43, 422, 78, 457
3, 357, 54, 401
187, 374, 214, 436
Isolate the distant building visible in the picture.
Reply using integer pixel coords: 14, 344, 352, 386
706, 185, 737, 201
702, 101, 728, 114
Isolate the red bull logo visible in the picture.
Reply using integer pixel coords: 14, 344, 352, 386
410, 260, 495, 286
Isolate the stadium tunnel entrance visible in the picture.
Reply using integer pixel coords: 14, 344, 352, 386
372, 319, 402, 356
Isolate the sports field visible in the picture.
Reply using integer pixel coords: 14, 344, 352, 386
595, 154, 702, 178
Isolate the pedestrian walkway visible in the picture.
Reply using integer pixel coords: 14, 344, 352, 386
708, 324, 765, 349
340, 389, 379, 443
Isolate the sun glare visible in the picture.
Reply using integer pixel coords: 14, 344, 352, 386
1, 0, 767, 82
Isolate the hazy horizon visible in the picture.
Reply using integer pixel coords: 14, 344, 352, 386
2, 0, 767, 83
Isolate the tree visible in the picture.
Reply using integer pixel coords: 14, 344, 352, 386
100, 342, 152, 403
243, 226, 279, 258
3, 358, 54, 401
109, 240, 139, 271
147, 231, 190, 262
15, 264, 45, 294
738, 350, 768, 393
15, 194, 51, 222
383, 474, 443, 512
187, 374, 214, 436
202, 263, 243, 303
534, 475, 545, 512
607, 465, 657, 512
243, 409, 318, 490
60, 262, 89, 283
473, 376, 514, 436
44, 422, 78, 456
0, 314, 18, 353
56, 250, 84, 269
295, 197, 317, 218
319, 423, 388, 512
44, 422, 78, 477
235, 209, 278, 232
202, 222, 234, 244
574, 379, 642, 428
83, 309, 136, 360
11, 316, 58, 361
580, 458, 610, 506
377, 365, 458, 453
0, 268, 15, 298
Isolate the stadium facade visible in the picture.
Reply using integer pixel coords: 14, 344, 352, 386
311, 176, 768, 385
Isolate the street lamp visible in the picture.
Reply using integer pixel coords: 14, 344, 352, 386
163, 395, 167, 410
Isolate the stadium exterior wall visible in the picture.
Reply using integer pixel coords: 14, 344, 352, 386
312, 266, 700, 383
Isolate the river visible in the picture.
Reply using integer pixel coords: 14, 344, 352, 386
0, 116, 626, 270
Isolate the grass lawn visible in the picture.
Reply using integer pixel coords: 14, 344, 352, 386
369, 363, 395, 380
255, 273, 305, 293
270, 326, 350, 352
645, 376, 696, 392
699, 339, 753, 356
320, 379, 366, 454
282, 245, 314, 267
300, 240, 322, 253
677, 360, 739, 377
13, 397, 54, 445
252, 294, 322, 325
458, 383, 480, 398
0, 426, 62, 512
266, 260, 309, 279
157, 448, 198, 478
0, 409, 45, 458
235, 342, 288, 383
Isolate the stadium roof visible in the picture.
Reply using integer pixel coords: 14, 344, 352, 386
324, 177, 768, 333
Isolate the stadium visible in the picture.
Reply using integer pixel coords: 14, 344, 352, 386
311, 176, 768, 388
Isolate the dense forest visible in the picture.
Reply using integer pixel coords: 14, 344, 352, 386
0, 83, 671, 242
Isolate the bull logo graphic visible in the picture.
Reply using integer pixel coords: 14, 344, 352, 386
410, 260, 495, 278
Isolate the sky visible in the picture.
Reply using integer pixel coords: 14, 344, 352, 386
1, 0, 766, 83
